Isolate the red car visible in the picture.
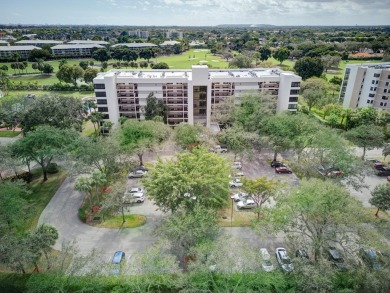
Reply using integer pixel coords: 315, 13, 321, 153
275, 166, 292, 174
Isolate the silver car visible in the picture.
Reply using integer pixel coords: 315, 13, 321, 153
275, 247, 294, 272
260, 248, 274, 272
128, 170, 148, 179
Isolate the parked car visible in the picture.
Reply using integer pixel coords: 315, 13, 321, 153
124, 187, 144, 195
271, 160, 286, 168
235, 171, 245, 177
275, 166, 292, 174
275, 247, 294, 272
132, 165, 149, 172
237, 199, 256, 209
359, 248, 382, 270
327, 246, 348, 271
317, 165, 344, 177
111, 251, 125, 275
376, 167, 390, 176
231, 161, 242, 170
296, 248, 310, 260
212, 145, 228, 153
229, 178, 243, 188
122, 193, 145, 204
231, 192, 248, 202
260, 248, 274, 272
128, 170, 148, 178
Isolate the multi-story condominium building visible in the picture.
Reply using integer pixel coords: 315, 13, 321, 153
340, 63, 390, 112
15, 40, 63, 47
93, 65, 301, 128
67, 40, 109, 46
111, 43, 157, 50
51, 44, 104, 57
165, 29, 184, 39
0, 45, 40, 58
129, 30, 149, 39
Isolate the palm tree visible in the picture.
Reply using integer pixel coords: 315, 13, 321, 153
91, 170, 107, 205
74, 176, 94, 210
11, 53, 21, 74
90, 112, 103, 135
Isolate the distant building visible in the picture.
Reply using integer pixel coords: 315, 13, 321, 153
165, 29, 184, 39
189, 41, 206, 47
0, 45, 40, 58
51, 44, 104, 57
0, 40, 8, 46
111, 43, 157, 50
340, 63, 390, 112
160, 40, 181, 47
67, 40, 109, 46
15, 40, 63, 48
93, 65, 301, 128
128, 30, 149, 39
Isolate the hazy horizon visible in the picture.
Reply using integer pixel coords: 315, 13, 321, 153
2, 0, 390, 27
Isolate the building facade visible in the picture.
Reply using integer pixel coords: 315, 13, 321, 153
15, 40, 63, 47
51, 44, 104, 57
111, 43, 157, 50
129, 30, 149, 39
340, 63, 390, 111
93, 66, 301, 128
67, 40, 110, 46
0, 45, 40, 58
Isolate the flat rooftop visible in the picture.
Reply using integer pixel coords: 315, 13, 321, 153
51, 44, 104, 49
0, 45, 40, 51
15, 40, 63, 44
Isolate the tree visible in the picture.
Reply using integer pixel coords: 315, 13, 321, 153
369, 183, 390, 217
294, 57, 324, 80
143, 147, 230, 213
152, 62, 169, 69
383, 144, 390, 161
0, 65, 8, 71
302, 88, 324, 111
259, 47, 271, 61
221, 51, 233, 62
123, 50, 138, 62
56, 64, 85, 86
156, 205, 221, 266
84, 68, 98, 84
100, 182, 127, 223
174, 123, 203, 149
0, 180, 29, 232
74, 176, 94, 209
273, 47, 290, 64
12, 126, 78, 181
344, 124, 385, 160
260, 179, 368, 262
42, 63, 54, 74
229, 55, 253, 68
92, 48, 110, 64
321, 55, 341, 72
217, 126, 260, 160
139, 49, 155, 62
21, 95, 84, 132
79, 60, 89, 70
210, 95, 236, 126
89, 111, 103, 134
120, 120, 171, 165
28, 49, 51, 62
28, 224, 59, 270
144, 92, 168, 122
0, 70, 11, 95
58, 59, 67, 69
243, 176, 279, 220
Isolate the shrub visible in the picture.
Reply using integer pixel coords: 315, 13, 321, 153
46, 163, 59, 174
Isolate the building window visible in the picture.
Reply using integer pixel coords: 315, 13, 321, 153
388, 75, 390, 79
95, 91, 106, 97
374, 73, 380, 78
288, 104, 297, 109
372, 80, 375, 84
385, 89, 388, 93
367, 100, 371, 104
383, 96, 389, 100
386, 81, 389, 86
97, 99, 107, 105
289, 96, 298, 102
98, 107, 108, 112
291, 82, 300, 87
376, 80, 379, 84
94, 84, 105, 89
290, 89, 299, 95
369, 93, 375, 98
370, 87, 373, 91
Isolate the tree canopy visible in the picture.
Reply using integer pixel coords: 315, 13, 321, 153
369, 183, 390, 217
294, 57, 324, 80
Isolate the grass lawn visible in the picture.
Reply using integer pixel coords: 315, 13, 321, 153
82, 120, 96, 136
218, 198, 256, 227
93, 214, 146, 228
365, 208, 390, 223
0, 130, 21, 137
10, 74, 59, 86
22, 168, 68, 232
2, 90, 94, 100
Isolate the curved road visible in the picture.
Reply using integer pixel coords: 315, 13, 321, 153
38, 177, 163, 258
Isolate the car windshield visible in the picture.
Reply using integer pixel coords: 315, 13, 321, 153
282, 257, 291, 265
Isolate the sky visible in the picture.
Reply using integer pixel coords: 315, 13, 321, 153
1, 0, 390, 26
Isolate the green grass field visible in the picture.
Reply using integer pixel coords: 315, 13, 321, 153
0, 130, 21, 137
2, 90, 94, 100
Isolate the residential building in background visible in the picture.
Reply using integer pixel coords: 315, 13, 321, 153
340, 63, 390, 112
15, 40, 63, 47
128, 29, 149, 39
51, 44, 103, 57
111, 42, 157, 50
0, 45, 40, 58
165, 29, 184, 39
93, 65, 301, 128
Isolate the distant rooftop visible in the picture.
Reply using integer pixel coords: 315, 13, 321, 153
346, 62, 390, 69
15, 40, 62, 44
160, 40, 181, 46
0, 45, 40, 51
51, 44, 104, 49
68, 40, 109, 45
111, 42, 157, 48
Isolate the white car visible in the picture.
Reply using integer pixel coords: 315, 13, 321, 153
237, 199, 256, 209
122, 192, 144, 204
231, 161, 242, 170
231, 192, 248, 202
275, 247, 294, 272
128, 170, 148, 179
260, 248, 274, 272
229, 178, 243, 188
124, 187, 144, 195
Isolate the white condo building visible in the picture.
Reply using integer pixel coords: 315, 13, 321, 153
340, 63, 390, 111
93, 65, 301, 127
